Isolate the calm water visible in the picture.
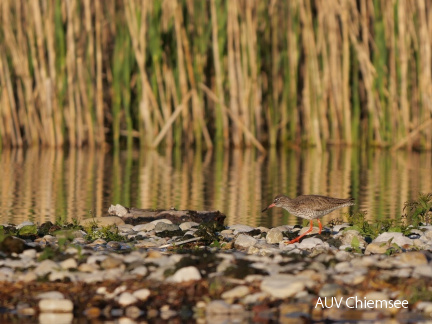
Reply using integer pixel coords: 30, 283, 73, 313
0, 147, 431, 227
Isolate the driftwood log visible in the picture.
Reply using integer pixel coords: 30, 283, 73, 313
108, 204, 226, 226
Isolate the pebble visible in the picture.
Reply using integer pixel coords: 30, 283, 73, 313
16, 221, 34, 229
266, 228, 283, 244
234, 234, 257, 249
373, 232, 413, 246
133, 288, 151, 301
150, 219, 173, 225
34, 260, 58, 276
39, 299, 73, 312
221, 285, 250, 299
117, 292, 137, 306
133, 223, 155, 232
60, 258, 78, 270
154, 222, 181, 232
36, 291, 65, 300
2, 218, 432, 319
179, 222, 199, 230
260, 275, 306, 298
167, 266, 202, 283
229, 224, 255, 234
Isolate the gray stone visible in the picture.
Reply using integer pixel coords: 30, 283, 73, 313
206, 300, 231, 315
413, 264, 432, 278
132, 223, 155, 232
260, 275, 306, 298
373, 232, 413, 247
266, 228, 283, 244
234, 234, 257, 249
167, 266, 201, 283
108, 204, 129, 217
338, 230, 367, 247
179, 222, 199, 231
154, 223, 181, 233
229, 224, 255, 234
221, 285, 250, 299
131, 266, 148, 276
34, 260, 58, 276
332, 223, 350, 232
297, 238, 327, 249
100, 256, 124, 269
39, 299, 73, 312
150, 219, 173, 225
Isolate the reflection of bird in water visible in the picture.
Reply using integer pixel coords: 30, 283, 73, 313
262, 194, 355, 244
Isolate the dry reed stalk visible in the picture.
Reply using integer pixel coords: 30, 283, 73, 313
124, 0, 153, 146
299, 0, 322, 151
95, 0, 105, 144
227, 1, 241, 147
398, 0, 410, 138
172, 0, 191, 145
200, 83, 266, 153
210, 0, 229, 146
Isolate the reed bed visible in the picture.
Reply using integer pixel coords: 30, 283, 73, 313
1, 0, 432, 150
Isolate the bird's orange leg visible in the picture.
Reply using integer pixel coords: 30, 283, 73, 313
317, 219, 322, 234
287, 220, 314, 244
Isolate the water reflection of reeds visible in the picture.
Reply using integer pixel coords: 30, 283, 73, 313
0, 149, 431, 228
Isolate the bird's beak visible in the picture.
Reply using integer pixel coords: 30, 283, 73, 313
262, 203, 275, 212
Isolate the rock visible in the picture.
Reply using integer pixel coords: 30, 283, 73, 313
38, 313, 73, 323
21, 249, 37, 259
297, 238, 326, 249
39, 299, 73, 312
60, 258, 78, 270
416, 301, 432, 314
108, 204, 129, 217
117, 292, 137, 306
206, 300, 231, 315
133, 288, 151, 301
131, 266, 148, 276
373, 232, 413, 247
132, 223, 155, 232
396, 251, 428, 266
154, 223, 181, 232
150, 219, 173, 225
234, 234, 257, 249
101, 256, 124, 269
167, 266, 202, 283
242, 292, 269, 304
266, 228, 283, 244
319, 283, 344, 297
179, 222, 199, 231
338, 230, 367, 247
36, 291, 65, 300
125, 306, 142, 319
332, 224, 350, 232
221, 286, 250, 299
413, 264, 432, 278
364, 242, 389, 255
84, 307, 101, 319
260, 275, 306, 298
298, 226, 320, 236
229, 224, 255, 234
34, 260, 58, 276
16, 221, 35, 229
80, 216, 125, 227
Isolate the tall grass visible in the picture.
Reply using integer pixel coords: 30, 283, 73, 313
1, 0, 432, 150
